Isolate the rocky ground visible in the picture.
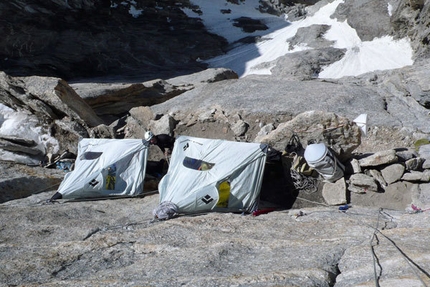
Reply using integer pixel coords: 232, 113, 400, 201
1, 179, 429, 287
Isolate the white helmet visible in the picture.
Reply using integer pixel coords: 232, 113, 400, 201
144, 131, 154, 141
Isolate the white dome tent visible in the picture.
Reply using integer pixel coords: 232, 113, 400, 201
155, 136, 268, 218
50, 138, 148, 200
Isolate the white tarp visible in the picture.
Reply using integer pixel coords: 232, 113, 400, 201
53, 138, 148, 199
158, 136, 267, 214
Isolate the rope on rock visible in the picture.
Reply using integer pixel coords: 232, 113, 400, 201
290, 169, 318, 194
289, 203, 430, 285
370, 208, 382, 286
343, 208, 430, 286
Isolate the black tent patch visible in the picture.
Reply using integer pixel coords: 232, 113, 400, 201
89, 179, 99, 187
201, 195, 213, 204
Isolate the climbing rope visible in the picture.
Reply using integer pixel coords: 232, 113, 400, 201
290, 169, 319, 194
286, 199, 430, 286
372, 209, 429, 287
344, 208, 430, 286
370, 209, 382, 286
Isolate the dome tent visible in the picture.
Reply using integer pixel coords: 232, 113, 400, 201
50, 138, 148, 200
156, 136, 268, 217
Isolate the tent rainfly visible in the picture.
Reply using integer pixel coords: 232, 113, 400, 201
50, 138, 148, 200
156, 136, 268, 216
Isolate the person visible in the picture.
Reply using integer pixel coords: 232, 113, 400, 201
144, 131, 175, 158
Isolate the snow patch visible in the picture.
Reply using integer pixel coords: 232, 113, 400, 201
187, 0, 413, 79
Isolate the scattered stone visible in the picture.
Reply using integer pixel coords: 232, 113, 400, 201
401, 169, 430, 182
404, 157, 424, 171
401, 170, 426, 182
124, 106, 154, 139
395, 149, 417, 162
348, 173, 379, 193
129, 106, 154, 127
231, 120, 249, 137
257, 123, 276, 137
350, 158, 361, 173
358, 149, 398, 167
381, 163, 405, 184
367, 169, 387, 189
322, 178, 347, 205
418, 144, 430, 159
89, 124, 114, 139
198, 110, 216, 123
423, 160, 430, 169
148, 114, 176, 136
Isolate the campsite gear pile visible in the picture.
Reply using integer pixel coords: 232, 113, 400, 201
42, 150, 76, 171
283, 134, 345, 194
283, 134, 319, 193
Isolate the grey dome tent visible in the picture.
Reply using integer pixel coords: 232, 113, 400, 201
156, 136, 268, 216
50, 138, 148, 200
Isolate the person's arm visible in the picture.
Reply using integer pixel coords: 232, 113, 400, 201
156, 143, 166, 153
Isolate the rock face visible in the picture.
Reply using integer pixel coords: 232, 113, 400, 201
70, 68, 239, 121
2, 0, 429, 82
0, 71, 104, 161
0, 71, 102, 127
0, 0, 227, 81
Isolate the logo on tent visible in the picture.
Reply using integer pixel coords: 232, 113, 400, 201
183, 143, 189, 151
89, 179, 99, 187
201, 194, 214, 204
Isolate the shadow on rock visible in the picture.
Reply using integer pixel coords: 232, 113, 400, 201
0, 177, 62, 203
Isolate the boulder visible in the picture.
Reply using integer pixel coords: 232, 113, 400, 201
322, 178, 347, 205
0, 72, 103, 127
147, 114, 177, 136
72, 79, 186, 121
381, 163, 405, 185
358, 149, 398, 167
348, 173, 379, 193
123, 106, 154, 139
401, 170, 430, 182
256, 111, 361, 162
367, 169, 387, 189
